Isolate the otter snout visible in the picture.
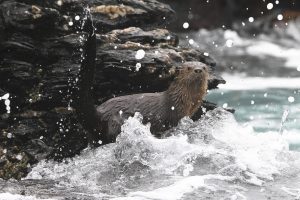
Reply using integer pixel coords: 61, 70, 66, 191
194, 69, 202, 73
194, 65, 208, 74
181, 61, 208, 73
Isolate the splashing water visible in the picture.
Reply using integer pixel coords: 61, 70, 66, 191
279, 109, 290, 134
0, 93, 11, 113
19, 109, 300, 199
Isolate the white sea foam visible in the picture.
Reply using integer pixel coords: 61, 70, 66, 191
0, 193, 53, 200
246, 41, 300, 68
282, 130, 300, 144
219, 74, 300, 90
25, 110, 300, 199
114, 175, 234, 200
223, 28, 300, 69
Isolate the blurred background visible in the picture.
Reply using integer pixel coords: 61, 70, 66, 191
164, 0, 300, 148
163, 0, 300, 31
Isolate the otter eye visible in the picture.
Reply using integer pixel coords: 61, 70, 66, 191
187, 67, 193, 71
194, 69, 202, 73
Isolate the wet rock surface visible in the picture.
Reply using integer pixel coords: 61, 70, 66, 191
0, 0, 229, 179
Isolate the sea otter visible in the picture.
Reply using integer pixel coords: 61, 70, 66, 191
75, 24, 209, 146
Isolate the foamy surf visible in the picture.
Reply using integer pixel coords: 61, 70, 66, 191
114, 175, 235, 200
0, 193, 54, 200
246, 41, 300, 68
20, 109, 300, 199
223, 28, 300, 69
218, 74, 300, 90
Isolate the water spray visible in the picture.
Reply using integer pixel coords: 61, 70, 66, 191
0, 93, 11, 114
279, 109, 289, 134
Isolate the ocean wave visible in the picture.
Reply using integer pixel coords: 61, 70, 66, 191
218, 74, 300, 90
0, 193, 54, 200
24, 109, 300, 199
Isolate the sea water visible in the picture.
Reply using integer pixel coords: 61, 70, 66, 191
1, 109, 299, 200
207, 84, 300, 151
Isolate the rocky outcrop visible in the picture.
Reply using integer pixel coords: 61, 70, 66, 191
0, 0, 228, 179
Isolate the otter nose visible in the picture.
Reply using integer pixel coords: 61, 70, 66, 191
194, 69, 202, 73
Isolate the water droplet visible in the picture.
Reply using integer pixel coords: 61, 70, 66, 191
288, 96, 295, 103
203, 52, 209, 56
267, 3, 273, 10
226, 39, 233, 47
57, 0, 62, 6
188, 39, 194, 45
16, 154, 23, 160
135, 49, 145, 60
7, 133, 12, 138
5, 101, 9, 108
1, 93, 9, 99
222, 103, 228, 108
277, 14, 283, 21
251, 100, 255, 105
75, 15, 80, 21
135, 63, 141, 71
248, 17, 254, 23
68, 21, 73, 26
183, 22, 189, 29
171, 106, 175, 110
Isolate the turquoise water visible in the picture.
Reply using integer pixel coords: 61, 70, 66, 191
207, 88, 300, 150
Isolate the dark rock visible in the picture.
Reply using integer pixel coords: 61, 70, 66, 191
1, 0, 174, 34
0, 1, 60, 33
101, 27, 179, 46
0, 146, 34, 180
0, 88, 6, 96
86, 0, 174, 32
0, 34, 41, 64
25, 139, 52, 161
8, 119, 45, 139
0, 159, 6, 168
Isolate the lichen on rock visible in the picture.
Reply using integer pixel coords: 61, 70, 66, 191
91, 5, 146, 19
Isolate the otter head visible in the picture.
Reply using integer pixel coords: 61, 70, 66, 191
167, 62, 209, 116
172, 62, 209, 92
